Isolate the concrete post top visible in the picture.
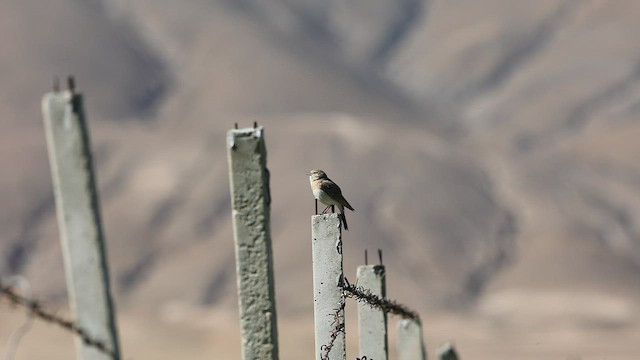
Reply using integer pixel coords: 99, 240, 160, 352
311, 214, 342, 230
357, 264, 386, 275
227, 126, 264, 149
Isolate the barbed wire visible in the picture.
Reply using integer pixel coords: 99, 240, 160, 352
319, 277, 422, 359
319, 297, 346, 360
2, 276, 34, 360
342, 277, 421, 323
0, 282, 118, 359
3, 275, 420, 360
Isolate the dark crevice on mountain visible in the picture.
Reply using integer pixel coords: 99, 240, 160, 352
370, 0, 426, 65
118, 251, 157, 293
458, 1, 578, 103
581, 191, 640, 267
521, 60, 640, 154
464, 211, 517, 297
149, 197, 183, 228
563, 60, 640, 132
90, 0, 174, 120
221, 0, 443, 131
202, 256, 234, 305
2, 194, 54, 274
195, 196, 231, 236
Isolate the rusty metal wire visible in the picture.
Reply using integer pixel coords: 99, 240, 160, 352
319, 277, 422, 359
319, 297, 346, 360
342, 277, 421, 323
2, 276, 34, 360
0, 283, 117, 359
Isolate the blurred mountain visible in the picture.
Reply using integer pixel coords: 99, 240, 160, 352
1, 0, 640, 358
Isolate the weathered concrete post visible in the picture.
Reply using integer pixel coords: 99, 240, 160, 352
357, 264, 388, 360
312, 214, 346, 360
438, 342, 459, 360
227, 125, 279, 360
397, 319, 426, 360
41, 78, 121, 360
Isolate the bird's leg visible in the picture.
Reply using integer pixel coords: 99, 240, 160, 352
315, 199, 318, 215
331, 205, 335, 213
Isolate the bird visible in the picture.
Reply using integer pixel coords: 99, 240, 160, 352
308, 169, 354, 231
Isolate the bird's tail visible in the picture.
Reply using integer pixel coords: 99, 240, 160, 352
340, 212, 349, 231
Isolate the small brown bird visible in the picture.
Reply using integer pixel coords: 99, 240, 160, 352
308, 169, 355, 231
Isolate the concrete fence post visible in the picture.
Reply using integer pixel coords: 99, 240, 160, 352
356, 264, 388, 360
397, 319, 426, 360
227, 125, 279, 360
438, 342, 460, 360
311, 214, 346, 360
41, 80, 121, 360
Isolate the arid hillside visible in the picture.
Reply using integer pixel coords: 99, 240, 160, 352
1, 1, 639, 359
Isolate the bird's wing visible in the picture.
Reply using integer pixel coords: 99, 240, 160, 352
322, 179, 354, 211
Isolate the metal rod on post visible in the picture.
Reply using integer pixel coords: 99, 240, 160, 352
312, 214, 346, 360
41, 77, 121, 360
397, 319, 426, 360
356, 264, 388, 360
227, 125, 279, 360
